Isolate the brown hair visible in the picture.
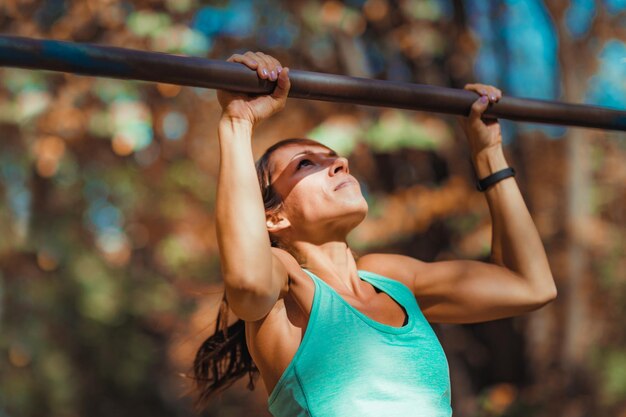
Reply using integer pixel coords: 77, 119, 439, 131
192, 138, 331, 409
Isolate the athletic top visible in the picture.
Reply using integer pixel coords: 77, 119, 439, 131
267, 269, 452, 417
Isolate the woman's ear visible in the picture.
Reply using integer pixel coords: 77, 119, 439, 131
266, 211, 291, 233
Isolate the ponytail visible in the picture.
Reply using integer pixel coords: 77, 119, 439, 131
191, 295, 258, 409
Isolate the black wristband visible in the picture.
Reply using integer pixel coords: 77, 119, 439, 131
476, 167, 516, 191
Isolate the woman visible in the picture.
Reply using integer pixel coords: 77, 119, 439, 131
193, 51, 556, 417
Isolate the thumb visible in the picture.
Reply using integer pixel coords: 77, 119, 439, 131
272, 67, 290, 99
468, 95, 490, 123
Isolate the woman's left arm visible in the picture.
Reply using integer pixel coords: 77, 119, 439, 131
465, 83, 556, 292
359, 84, 557, 323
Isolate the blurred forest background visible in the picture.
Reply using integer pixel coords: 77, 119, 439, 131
0, 0, 625, 416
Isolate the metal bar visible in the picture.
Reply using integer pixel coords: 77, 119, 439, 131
1, 35, 625, 131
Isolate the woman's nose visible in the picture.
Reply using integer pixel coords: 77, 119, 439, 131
329, 157, 349, 175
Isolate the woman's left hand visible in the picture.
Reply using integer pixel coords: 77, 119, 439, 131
458, 83, 503, 158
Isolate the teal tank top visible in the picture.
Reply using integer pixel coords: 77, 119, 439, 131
267, 269, 452, 417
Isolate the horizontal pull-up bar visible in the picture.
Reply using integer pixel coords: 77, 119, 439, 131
1, 35, 625, 131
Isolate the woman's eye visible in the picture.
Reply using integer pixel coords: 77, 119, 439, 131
297, 159, 313, 170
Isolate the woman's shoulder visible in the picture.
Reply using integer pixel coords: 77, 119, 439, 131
271, 247, 300, 271
271, 247, 315, 294
248, 248, 314, 328
357, 253, 428, 290
272, 248, 306, 281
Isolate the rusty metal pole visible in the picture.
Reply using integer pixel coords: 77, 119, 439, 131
1, 35, 626, 131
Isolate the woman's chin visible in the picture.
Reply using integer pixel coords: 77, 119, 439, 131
341, 201, 369, 229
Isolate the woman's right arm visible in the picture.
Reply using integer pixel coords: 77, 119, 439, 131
216, 52, 290, 322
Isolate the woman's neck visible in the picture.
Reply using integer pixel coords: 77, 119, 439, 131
290, 240, 364, 295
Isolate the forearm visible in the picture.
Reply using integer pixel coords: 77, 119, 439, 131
216, 117, 274, 294
473, 146, 556, 296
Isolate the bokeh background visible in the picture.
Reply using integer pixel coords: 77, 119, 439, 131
1, 0, 625, 416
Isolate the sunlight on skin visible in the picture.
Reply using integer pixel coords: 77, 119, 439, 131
266, 143, 369, 243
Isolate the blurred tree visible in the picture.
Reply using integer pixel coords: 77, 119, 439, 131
0, 1, 625, 417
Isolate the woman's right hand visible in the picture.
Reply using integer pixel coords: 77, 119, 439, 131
218, 51, 290, 126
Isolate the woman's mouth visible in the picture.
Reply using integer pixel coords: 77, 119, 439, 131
334, 178, 357, 191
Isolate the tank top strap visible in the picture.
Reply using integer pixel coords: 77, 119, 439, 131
357, 269, 421, 312
301, 269, 348, 307
301, 268, 420, 315
301, 268, 326, 293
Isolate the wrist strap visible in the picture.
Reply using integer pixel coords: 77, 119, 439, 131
476, 167, 515, 191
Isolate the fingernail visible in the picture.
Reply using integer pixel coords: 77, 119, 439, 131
480, 95, 488, 103
277, 66, 283, 74
262, 68, 268, 77
490, 95, 496, 101
271, 70, 277, 80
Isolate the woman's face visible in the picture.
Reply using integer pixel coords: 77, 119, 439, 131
267, 142, 368, 240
